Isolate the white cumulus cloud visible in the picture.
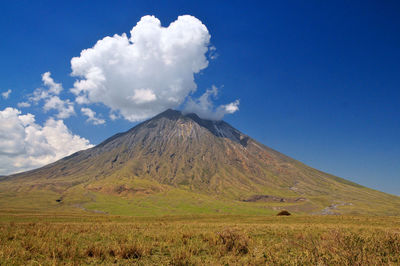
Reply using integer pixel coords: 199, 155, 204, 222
0, 107, 93, 175
1, 89, 11, 99
183, 85, 239, 120
70, 15, 213, 121
81, 107, 105, 125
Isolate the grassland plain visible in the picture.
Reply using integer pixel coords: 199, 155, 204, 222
0, 213, 399, 265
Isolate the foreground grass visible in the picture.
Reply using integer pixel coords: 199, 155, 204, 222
0, 214, 399, 265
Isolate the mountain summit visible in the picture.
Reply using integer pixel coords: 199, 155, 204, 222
1, 109, 399, 215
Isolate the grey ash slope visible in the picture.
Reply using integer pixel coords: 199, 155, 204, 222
2, 109, 400, 215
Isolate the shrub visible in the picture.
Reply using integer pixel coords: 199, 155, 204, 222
277, 210, 291, 216
217, 228, 250, 255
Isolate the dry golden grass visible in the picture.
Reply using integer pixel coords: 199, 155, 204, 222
0, 214, 399, 265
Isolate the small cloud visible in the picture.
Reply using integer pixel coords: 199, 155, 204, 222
1, 89, 11, 99
30, 87, 49, 103
42, 72, 62, 95
43, 96, 75, 119
28, 72, 75, 119
183, 85, 239, 120
17, 102, 31, 108
109, 112, 119, 120
81, 107, 105, 125
221, 100, 240, 114
208, 46, 219, 60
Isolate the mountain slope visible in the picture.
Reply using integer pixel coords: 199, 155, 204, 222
1, 109, 399, 215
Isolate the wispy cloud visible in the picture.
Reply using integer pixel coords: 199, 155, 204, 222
1, 89, 11, 99
17, 102, 31, 108
183, 85, 239, 120
43, 96, 75, 119
29, 72, 75, 119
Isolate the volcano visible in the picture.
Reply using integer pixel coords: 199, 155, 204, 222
1, 109, 399, 215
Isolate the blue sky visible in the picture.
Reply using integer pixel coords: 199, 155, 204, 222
0, 1, 399, 195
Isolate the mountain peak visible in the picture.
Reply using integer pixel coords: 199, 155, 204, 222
146, 109, 248, 145
154, 109, 182, 120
